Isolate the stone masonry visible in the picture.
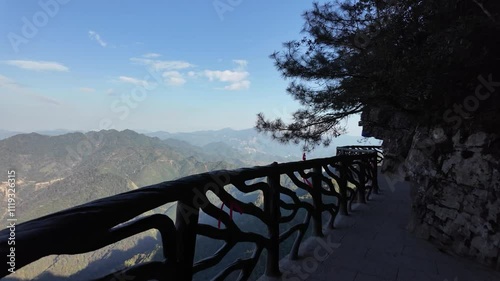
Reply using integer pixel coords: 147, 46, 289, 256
360, 105, 500, 270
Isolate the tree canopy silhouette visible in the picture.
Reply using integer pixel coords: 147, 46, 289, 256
256, 0, 499, 149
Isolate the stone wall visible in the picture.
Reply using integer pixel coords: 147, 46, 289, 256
360, 105, 500, 270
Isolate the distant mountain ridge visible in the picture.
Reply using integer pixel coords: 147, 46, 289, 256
0, 129, 248, 281
0, 129, 240, 221
0, 128, 379, 280
0, 129, 80, 139
146, 127, 380, 159
1, 127, 380, 160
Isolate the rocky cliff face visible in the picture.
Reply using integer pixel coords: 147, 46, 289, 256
360, 103, 500, 270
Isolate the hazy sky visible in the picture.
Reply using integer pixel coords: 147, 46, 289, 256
0, 0, 364, 135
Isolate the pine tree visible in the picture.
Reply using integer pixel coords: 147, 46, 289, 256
256, 0, 499, 150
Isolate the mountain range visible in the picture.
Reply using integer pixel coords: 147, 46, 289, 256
0, 127, 379, 159
0, 128, 378, 280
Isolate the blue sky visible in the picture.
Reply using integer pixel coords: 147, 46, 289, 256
0, 0, 363, 135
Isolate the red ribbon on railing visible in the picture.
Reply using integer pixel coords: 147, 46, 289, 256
302, 152, 313, 188
217, 201, 243, 229
303, 177, 313, 187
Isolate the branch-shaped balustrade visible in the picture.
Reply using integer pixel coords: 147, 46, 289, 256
337, 146, 382, 194
0, 146, 382, 281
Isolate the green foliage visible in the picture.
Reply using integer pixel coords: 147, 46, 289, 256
256, 0, 500, 149
0, 130, 241, 222
0, 129, 358, 280
0, 130, 243, 280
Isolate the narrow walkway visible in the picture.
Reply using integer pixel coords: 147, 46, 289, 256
259, 175, 500, 281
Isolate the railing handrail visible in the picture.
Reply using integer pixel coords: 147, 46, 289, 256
0, 145, 382, 281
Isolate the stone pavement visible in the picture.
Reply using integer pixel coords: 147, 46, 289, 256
258, 175, 500, 281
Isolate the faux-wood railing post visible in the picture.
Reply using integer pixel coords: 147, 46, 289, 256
356, 161, 367, 204
265, 163, 281, 277
338, 162, 349, 216
371, 154, 379, 194
311, 166, 324, 237
175, 192, 200, 281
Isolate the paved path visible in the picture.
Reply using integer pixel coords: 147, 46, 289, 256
258, 175, 500, 281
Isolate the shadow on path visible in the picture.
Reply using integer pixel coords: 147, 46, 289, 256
259, 173, 500, 281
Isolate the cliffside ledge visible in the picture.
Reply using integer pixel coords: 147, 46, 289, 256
360, 96, 500, 270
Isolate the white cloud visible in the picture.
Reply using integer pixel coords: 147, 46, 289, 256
233, 59, 248, 68
88, 30, 107, 47
4, 60, 69, 72
119, 76, 150, 87
0, 74, 61, 105
130, 57, 193, 71
204, 70, 248, 82
79, 87, 95, 93
129, 56, 193, 87
224, 80, 250, 91
203, 60, 250, 91
162, 71, 186, 86
0, 75, 16, 87
154, 60, 192, 70
143, 53, 161, 58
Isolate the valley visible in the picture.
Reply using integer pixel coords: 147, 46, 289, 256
0, 128, 377, 280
